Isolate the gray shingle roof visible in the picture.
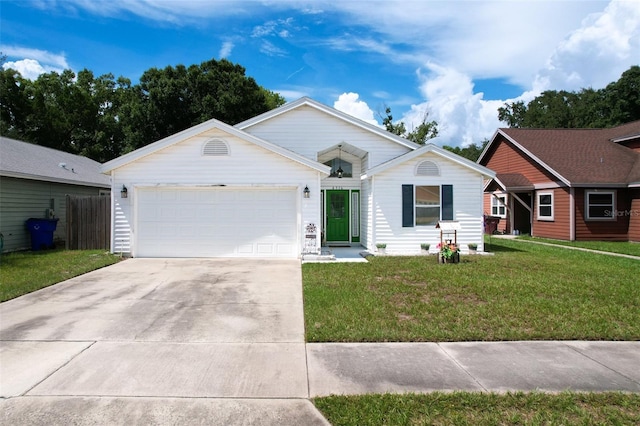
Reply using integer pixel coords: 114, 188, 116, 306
0, 137, 110, 187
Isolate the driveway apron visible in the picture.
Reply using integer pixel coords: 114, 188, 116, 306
1, 258, 329, 425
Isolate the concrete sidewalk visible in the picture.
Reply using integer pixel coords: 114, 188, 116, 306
1, 259, 639, 425
307, 341, 640, 396
490, 235, 640, 260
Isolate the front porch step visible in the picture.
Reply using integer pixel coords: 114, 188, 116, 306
302, 248, 336, 262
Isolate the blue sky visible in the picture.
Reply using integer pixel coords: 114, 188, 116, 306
2, 1, 639, 147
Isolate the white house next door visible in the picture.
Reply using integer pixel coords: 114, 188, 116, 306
135, 187, 298, 258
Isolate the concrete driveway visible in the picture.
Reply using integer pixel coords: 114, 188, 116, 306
0, 258, 329, 425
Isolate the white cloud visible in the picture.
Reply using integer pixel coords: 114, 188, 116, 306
45, 0, 253, 23
259, 40, 287, 57
1, 46, 70, 79
2, 59, 48, 80
333, 92, 379, 126
252, 18, 296, 38
276, 89, 310, 101
219, 41, 234, 58
389, 0, 640, 147
1, 45, 69, 69
534, 0, 640, 93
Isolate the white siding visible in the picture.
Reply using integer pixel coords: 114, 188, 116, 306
0, 176, 102, 252
360, 177, 373, 249
370, 152, 485, 254
110, 128, 322, 257
243, 105, 411, 169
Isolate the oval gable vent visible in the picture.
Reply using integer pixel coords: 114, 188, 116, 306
202, 139, 230, 156
416, 160, 440, 176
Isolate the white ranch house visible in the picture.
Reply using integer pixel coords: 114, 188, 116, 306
101, 97, 494, 258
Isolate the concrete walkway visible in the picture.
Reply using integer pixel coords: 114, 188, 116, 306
490, 235, 640, 260
1, 259, 639, 425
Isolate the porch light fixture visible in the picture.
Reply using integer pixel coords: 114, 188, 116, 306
120, 185, 128, 198
303, 185, 311, 198
337, 145, 344, 178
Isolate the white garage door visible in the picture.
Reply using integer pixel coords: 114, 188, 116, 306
136, 187, 298, 258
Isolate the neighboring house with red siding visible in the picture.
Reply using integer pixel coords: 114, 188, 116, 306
478, 120, 640, 242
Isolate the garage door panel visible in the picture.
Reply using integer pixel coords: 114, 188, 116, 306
136, 187, 297, 258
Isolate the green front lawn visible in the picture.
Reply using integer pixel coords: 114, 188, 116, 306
0, 249, 122, 302
303, 238, 640, 342
305, 242, 640, 423
314, 392, 640, 426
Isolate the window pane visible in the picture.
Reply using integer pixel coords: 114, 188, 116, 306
539, 206, 552, 217
323, 158, 352, 178
329, 193, 345, 218
416, 206, 439, 226
491, 206, 498, 215
589, 206, 613, 218
539, 194, 551, 205
416, 186, 439, 206
499, 206, 505, 215
589, 193, 613, 205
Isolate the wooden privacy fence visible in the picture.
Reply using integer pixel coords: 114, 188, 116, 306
66, 195, 110, 250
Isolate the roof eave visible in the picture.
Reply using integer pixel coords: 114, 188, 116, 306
477, 129, 501, 164
571, 182, 629, 188
364, 144, 496, 179
236, 97, 420, 151
1, 171, 110, 188
101, 117, 331, 175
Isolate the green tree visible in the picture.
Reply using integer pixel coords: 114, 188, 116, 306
605, 65, 640, 125
442, 141, 488, 162
121, 58, 285, 152
380, 106, 438, 144
0, 66, 32, 139
497, 65, 640, 128
0, 57, 285, 161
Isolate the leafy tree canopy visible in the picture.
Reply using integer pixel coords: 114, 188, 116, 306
380, 106, 438, 145
498, 65, 640, 128
442, 141, 488, 162
0, 56, 285, 162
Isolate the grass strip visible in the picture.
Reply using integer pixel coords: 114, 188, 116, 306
313, 391, 640, 426
0, 249, 122, 302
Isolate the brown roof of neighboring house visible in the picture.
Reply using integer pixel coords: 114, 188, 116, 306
607, 120, 640, 142
495, 173, 534, 190
495, 121, 640, 186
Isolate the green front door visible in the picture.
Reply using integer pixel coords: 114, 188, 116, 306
326, 190, 350, 242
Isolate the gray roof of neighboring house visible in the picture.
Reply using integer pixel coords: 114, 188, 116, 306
0, 137, 110, 188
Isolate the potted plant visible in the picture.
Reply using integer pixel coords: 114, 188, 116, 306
420, 243, 430, 254
376, 243, 387, 254
468, 243, 478, 253
437, 241, 459, 263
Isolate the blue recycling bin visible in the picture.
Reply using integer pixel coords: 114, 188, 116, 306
26, 218, 59, 251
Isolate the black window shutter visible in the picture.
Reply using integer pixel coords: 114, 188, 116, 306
442, 185, 453, 220
402, 184, 414, 227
